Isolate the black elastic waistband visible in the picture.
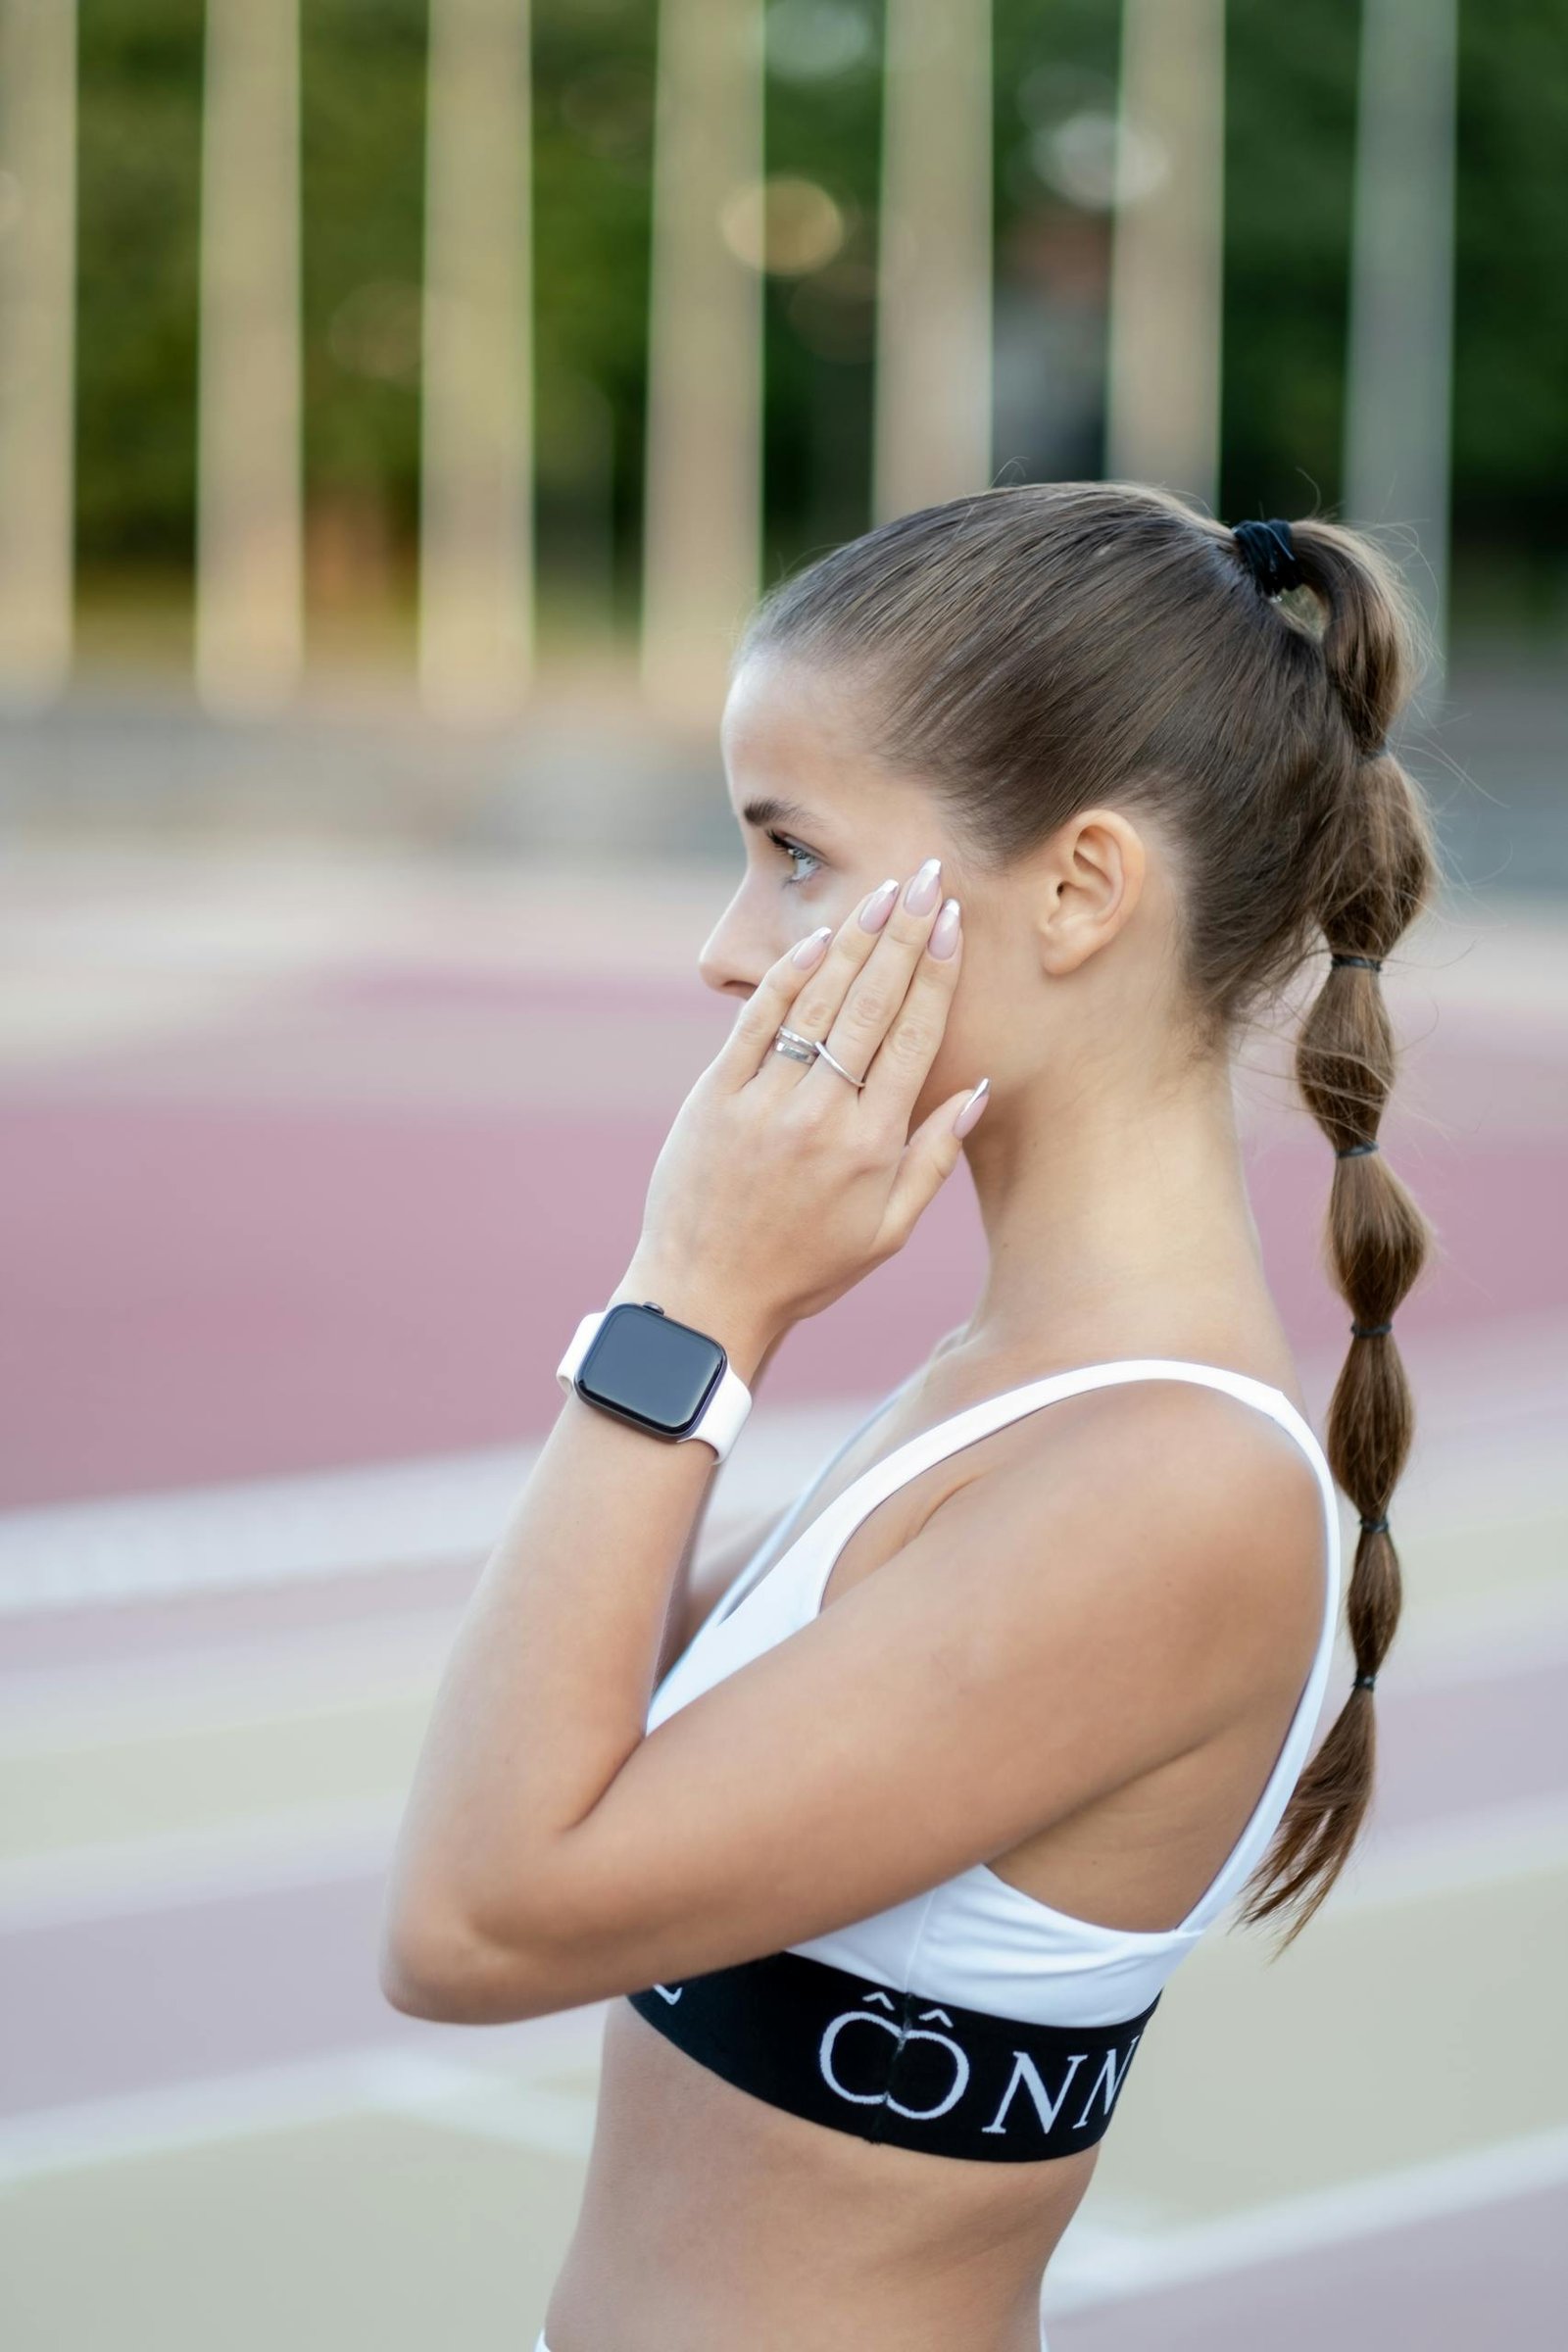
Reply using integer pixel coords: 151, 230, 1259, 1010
626, 1947, 1159, 2164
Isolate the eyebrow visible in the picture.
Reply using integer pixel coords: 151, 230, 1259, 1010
741, 796, 827, 833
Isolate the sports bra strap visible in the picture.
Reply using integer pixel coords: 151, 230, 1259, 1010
706, 1361, 928, 1638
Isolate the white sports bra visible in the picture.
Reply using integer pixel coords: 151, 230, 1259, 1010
646, 1357, 1343, 2033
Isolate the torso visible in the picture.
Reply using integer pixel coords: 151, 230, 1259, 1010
543, 1320, 1327, 2352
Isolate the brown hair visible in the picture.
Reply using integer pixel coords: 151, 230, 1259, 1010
736, 479, 1443, 1944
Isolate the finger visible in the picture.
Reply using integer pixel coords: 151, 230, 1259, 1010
855, 894, 963, 1122
809, 859, 948, 1094
879, 1077, 990, 1249
708, 881, 897, 1094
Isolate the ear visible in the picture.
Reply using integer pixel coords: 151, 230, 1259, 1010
1036, 808, 1147, 977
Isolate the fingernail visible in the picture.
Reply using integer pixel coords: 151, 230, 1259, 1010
953, 1078, 990, 1140
791, 925, 833, 969
858, 878, 899, 933
904, 858, 943, 916
927, 898, 960, 958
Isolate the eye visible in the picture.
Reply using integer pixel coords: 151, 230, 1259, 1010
764, 828, 822, 888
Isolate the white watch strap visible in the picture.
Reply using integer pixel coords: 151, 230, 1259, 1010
556, 1307, 753, 1463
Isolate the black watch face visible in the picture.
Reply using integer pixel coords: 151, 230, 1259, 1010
577, 1303, 725, 1437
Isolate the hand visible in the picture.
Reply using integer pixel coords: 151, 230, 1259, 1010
619, 862, 989, 1364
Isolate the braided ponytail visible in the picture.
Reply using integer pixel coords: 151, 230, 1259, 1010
1236, 517, 1442, 1945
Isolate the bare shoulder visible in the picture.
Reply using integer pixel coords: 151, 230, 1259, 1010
924, 1372, 1329, 1742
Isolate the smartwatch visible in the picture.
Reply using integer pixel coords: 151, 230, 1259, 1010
556, 1300, 754, 1462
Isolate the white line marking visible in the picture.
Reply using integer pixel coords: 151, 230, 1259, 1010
0, 1605, 466, 1738
368, 2061, 600, 2161
0, 1797, 404, 1932
0, 2014, 608, 2184
1325, 1789, 1568, 1916
0, 1406, 858, 1614
1395, 1587, 1568, 1688
0, 1445, 537, 1614
1043, 2123, 1568, 2314
2, 1301, 1565, 1615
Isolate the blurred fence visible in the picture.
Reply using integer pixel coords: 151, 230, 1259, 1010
1, 0, 1463, 727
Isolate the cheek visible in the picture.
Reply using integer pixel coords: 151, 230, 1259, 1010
919, 941, 994, 1101
908, 991, 973, 1111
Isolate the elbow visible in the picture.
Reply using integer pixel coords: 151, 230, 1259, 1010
377, 1904, 478, 2023
376, 1924, 470, 2023
376, 1892, 573, 2027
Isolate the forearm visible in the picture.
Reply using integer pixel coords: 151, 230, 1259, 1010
381, 1260, 779, 2004
650, 1318, 791, 1686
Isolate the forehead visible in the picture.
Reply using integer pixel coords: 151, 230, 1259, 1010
720, 653, 906, 830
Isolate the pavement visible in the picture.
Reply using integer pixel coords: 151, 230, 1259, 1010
1, 836, 1565, 2349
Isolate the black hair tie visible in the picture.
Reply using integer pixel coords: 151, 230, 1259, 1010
1337, 1142, 1380, 1158
1359, 1514, 1391, 1534
1232, 517, 1304, 599
1352, 1670, 1378, 1692
1351, 1319, 1393, 1337
1331, 954, 1384, 972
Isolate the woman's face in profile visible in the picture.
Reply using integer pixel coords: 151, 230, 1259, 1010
701, 652, 989, 1121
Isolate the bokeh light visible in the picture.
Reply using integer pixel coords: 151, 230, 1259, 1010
718, 173, 849, 275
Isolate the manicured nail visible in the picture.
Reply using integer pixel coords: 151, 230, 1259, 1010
904, 858, 943, 916
927, 898, 960, 958
953, 1078, 990, 1140
858, 878, 900, 933
791, 925, 833, 969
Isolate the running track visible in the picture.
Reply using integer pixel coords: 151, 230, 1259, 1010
1, 847, 1564, 2349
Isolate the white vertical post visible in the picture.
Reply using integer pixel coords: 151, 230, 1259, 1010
1345, 0, 1458, 710
1104, 0, 1226, 511
872, 0, 993, 522
195, 0, 304, 716
0, 0, 76, 708
640, 0, 763, 726
418, 0, 534, 724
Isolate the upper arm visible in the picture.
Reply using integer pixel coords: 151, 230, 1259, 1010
454, 1382, 1326, 2020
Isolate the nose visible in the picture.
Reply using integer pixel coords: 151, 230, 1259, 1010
697, 888, 768, 1001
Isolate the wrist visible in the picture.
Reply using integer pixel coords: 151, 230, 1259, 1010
608, 1260, 782, 1387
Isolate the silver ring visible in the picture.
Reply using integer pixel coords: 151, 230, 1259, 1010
813, 1039, 866, 1091
771, 1025, 816, 1065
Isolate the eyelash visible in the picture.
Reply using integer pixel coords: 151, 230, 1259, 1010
764, 828, 822, 887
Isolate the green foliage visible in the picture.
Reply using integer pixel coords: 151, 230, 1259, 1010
1452, 0, 1568, 551
300, 0, 427, 536
1221, 0, 1362, 519
760, 7, 884, 569
75, 0, 204, 566
530, 0, 657, 598
65, 0, 1568, 608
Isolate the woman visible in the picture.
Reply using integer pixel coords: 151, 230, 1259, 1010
381, 481, 1440, 2351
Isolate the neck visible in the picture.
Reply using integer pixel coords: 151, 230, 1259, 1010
949, 1050, 1273, 1370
